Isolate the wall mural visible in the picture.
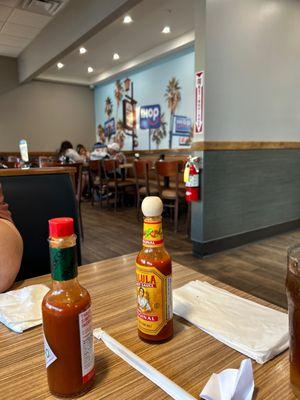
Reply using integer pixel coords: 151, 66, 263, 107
151, 112, 167, 149
114, 79, 123, 120
98, 75, 193, 151
165, 77, 181, 149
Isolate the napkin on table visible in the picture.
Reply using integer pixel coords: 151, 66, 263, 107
0, 284, 49, 333
200, 359, 254, 400
173, 280, 288, 364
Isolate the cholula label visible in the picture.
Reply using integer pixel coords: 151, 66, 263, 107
136, 263, 172, 335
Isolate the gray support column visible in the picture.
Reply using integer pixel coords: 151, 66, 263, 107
191, 0, 206, 244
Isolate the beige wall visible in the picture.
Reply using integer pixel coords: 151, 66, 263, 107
0, 79, 95, 152
204, 0, 300, 141
0, 56, 18, 95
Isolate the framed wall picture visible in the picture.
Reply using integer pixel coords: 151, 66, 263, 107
104, 118, 116, 138
123, 99, 136, 131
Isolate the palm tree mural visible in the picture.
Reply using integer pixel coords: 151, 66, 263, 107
164, 77, 181, 148
114, 119, 126, 149
151, 112, 167, 149
186, 123, 194, 146
105, 96, 113, 119
114, 80, 124, 120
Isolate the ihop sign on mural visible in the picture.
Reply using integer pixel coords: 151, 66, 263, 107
173, 115, 192, 135
139, 104, 161, 129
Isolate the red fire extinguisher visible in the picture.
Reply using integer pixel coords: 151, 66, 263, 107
184, 157, 201, 202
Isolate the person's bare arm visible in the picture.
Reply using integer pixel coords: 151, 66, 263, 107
0, 219, 23, 292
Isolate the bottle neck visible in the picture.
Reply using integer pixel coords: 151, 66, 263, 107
143, 216, 164, 249
52, 277, 79, 290
49, 234, 78, 282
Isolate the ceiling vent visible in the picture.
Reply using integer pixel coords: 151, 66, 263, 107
22, 0, 66, 16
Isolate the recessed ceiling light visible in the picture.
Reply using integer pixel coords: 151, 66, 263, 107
113, 53, 120, 60
123, 15, 133, 24
87, 66, 94, 73
79, 47, 87, 55
57, 62, 64, 69
162, 26, 171, 34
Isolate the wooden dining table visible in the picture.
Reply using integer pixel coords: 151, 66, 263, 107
0, 253, 293, 399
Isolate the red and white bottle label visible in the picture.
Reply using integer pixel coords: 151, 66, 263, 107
78, 306, 95, 383
43, 334, 57, 368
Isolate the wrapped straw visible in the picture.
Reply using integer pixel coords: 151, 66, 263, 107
93, 328, 196, 400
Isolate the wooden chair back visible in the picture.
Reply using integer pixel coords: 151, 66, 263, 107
89, 160, 104, 185
134, 160, 147, 179
155, 160, 180, 195
133, 160, 152, 195
102, 159, 119, 182
89, 160, 101, 176
155, 160, 180, 177
103, 159, 119, 172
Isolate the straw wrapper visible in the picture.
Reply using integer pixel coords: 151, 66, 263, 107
93, 328, 196, 400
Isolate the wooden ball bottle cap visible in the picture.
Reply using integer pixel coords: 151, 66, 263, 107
141, 196, 163, 217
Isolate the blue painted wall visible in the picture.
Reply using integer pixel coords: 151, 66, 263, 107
94, 46, 195, 150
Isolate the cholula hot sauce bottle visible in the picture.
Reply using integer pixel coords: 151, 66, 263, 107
42, 217, 95, 397
136, 196, 173, 342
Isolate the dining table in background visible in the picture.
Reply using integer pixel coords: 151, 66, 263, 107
0, 254, 293, 399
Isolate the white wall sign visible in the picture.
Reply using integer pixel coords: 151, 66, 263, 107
195, 71, 204, 134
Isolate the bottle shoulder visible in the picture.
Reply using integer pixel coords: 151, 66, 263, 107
136, 247, 172, 274
43, 283, 91, 314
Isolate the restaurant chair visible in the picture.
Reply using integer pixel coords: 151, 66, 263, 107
133, 160, 158, 219
168, 160, 185, 190
102, 159, 135, 212
155, 160, 185, 232
89, 159, 106, 208
0, 171, 81, 281
41, 161, 84, 239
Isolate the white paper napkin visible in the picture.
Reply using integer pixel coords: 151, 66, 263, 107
200, 359, 254, 400
0, 284, 49, 333
173, 281, 288, 364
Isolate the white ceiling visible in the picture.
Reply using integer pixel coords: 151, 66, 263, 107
38, 0, 195, 85
0, 0, 68, 57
